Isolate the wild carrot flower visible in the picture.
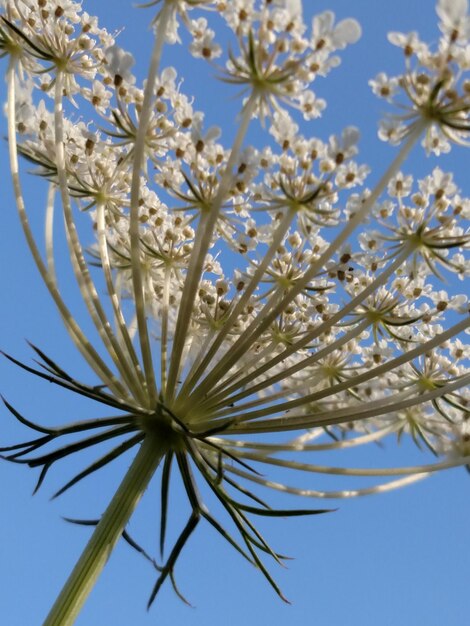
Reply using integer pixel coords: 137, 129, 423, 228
0, 0, 469, 624
370, 0, 470, 152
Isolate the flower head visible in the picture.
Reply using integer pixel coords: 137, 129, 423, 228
371, 1, 470, 152
0, 0, 469, 620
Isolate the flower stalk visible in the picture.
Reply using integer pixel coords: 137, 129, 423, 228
166, 91, 259, 400
5, 61, 124, 395
129, 0, 174, 405
43, 434, 166, 626
189, 120, 427, 404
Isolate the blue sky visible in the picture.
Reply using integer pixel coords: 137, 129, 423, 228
1, 1, 470, 625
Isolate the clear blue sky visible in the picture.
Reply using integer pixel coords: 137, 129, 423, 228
1, 1, 470, 625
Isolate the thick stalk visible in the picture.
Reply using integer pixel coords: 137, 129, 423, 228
216, 423, 401, 453
209, 318, 370, 418
43, 434, 166, 626
129, 1, 173, 403
193, 123, 425, 399
6, 62, 125, 397
233, 450, 470, 477
179, 206, 297, 398
234, 370, 470, 434
160, 266, 171, 392
195, 244, 411, 407
230, 313, 470, 424
226, 465, 428, 498
44, 183, 57, 278
95, 202, 149, 405
54, 73, 144, 403
166, 93, 258, 400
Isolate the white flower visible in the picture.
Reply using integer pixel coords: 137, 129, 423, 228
190, 112, 221, 150
297, 90, 326, 120
104, 44, 136, 84
387, 172, 414, 197
273, 0, 303, 19
369, 72, 399, 100
387, 30, 426, 55
189, 17, 221, 59
311, 11, 362, 51
437, 0, 470, 40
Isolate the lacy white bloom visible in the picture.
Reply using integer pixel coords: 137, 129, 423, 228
373, 2, 470, 151
0, 0, 469, 621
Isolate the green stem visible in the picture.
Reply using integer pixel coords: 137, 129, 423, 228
129, 1, 173, 405
193, 121, 426, 398
166, 92, 259, 401
43, 435, 166, 626
6, 61, 123, 396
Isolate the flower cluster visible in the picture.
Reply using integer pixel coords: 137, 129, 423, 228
370, 0, 470, 153
0, 0, 469, 620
